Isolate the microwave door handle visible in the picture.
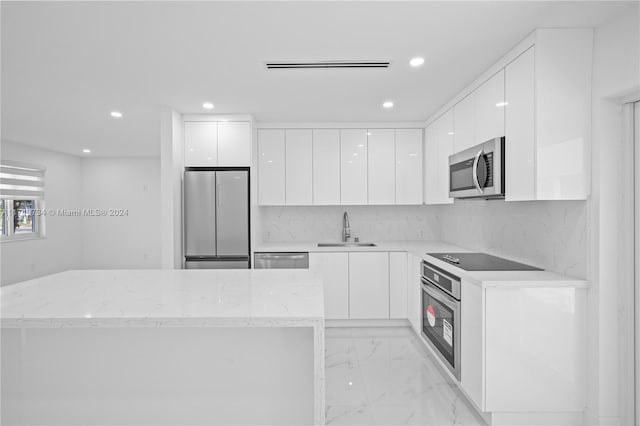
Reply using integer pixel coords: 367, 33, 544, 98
472, 150, 484, 194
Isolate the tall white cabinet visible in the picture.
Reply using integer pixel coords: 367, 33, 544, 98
257, 129, 285, 205
312, 129, 341, 205
340, 129, 368, 205
395, 129, 423, 205
285, 129, 313, 205
504, 30, 593, 200
424, 109, 454, 205
367, 129, 395, 204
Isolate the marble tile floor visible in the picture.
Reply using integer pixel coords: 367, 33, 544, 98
325, 327, 486, 426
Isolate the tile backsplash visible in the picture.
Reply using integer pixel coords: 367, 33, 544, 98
434, 200, 587, 278
260, 205, 439, 242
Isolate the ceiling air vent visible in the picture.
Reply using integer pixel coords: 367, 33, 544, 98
265, 60, 391, 69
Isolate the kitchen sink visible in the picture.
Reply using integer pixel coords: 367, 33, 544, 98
317, 242, 377, 247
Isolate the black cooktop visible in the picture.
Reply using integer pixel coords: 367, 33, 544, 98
426, 253, 543, 271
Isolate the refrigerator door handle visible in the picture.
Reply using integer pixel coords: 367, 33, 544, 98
217, 183, 222, 207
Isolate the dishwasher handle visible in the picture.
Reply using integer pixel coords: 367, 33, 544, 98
254, 252, 309, 269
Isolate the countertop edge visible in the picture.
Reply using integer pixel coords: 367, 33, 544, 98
1, 316, 325, 329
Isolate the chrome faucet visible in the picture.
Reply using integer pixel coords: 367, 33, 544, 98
342, 211, 351, 242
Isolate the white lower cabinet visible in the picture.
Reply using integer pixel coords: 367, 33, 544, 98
460, 280, 484, 409
407, 255, 422, 334
458, 283, 587, 418
308, 252, 349, 319
309, 250, 409, 321
349, 252, 389, 319
389, 252, 407, 319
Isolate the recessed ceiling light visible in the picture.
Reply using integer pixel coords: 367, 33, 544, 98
409, 57, 425, 67
110, 111, 123, 118
203, 102, 214, 109
82, 149, 91, 154
383, 101, 394, 109
495, 102, 508, 107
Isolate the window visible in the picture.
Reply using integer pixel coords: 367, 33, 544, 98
0, 162, 45, 241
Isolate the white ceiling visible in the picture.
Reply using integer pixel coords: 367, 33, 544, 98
1, 1, 632, 157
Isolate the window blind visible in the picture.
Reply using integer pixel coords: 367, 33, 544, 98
0, 162, 45, 199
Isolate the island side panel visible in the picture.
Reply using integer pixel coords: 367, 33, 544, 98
2, 326, 315, 426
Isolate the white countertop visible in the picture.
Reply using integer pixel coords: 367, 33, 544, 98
254, 240, 588, 288
1, 269, 325, 328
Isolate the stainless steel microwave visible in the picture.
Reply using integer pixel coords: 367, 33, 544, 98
448, 137, 505, 199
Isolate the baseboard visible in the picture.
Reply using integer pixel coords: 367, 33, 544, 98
583, 408, 620, 426
325, 319, 410, 328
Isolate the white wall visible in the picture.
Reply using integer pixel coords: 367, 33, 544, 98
0, 141, 83, 286
80, 158, 161, 269
587, 6, 640, 425
260, 205, 439, 242
435, 200, 587, 278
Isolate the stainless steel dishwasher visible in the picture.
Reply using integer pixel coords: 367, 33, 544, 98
254, 252, 309, 269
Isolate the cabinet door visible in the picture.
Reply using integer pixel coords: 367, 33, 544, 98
436, 110, 455, 204
217, 121, 251, 166
389, 252, 408, 319
367, 129, 395, 204
505, 47, 535, 201
395, 129, 423, 205
184, 121, 218, 167
453, 93, 475, 152
407, 255, 422, 334
460, 280, 484, 409
309, 252, 349, 319
285, 129, 313, 205
475, 70, 506, 145
423, 122, 438, 204
349, 252, 389, 319
340, 129, 368, 205
312, 129, 341, 205
257, 129, 285, 205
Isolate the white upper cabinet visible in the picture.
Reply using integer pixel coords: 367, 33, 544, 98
312, 129, 341, 205
217, 121, 251, 166
534, 29, 592, 200
285, 129, 312, 205
453, 70, 505, 153
437, 110, 455, 204
475, 70, 505, 145
505, 47, 535, 201
453, 93, 475, 152
340, 129, 368, 205
367, 129, 395, 205
424, 109, 454, 205
432, 28, 592, 201
395, 129, 423, 205
257, 129, 285, 205
184, 121, 218, 167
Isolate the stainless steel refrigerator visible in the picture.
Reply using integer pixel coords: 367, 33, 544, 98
183, 168, 250, 269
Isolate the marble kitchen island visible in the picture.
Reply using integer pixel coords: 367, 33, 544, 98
1, 269, 325, 426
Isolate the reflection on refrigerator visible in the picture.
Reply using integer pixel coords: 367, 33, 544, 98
183, 168, 250, 269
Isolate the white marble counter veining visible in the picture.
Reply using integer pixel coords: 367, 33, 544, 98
254, 240, 588, 288
1, 269, 325, 328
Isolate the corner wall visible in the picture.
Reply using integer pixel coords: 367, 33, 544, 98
0, 141, 83, 285
587, 5, 640, 425
80, 157, 161, 269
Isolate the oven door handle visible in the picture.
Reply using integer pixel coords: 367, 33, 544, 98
421, 278, 459, 309
472, 149, 484, 194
